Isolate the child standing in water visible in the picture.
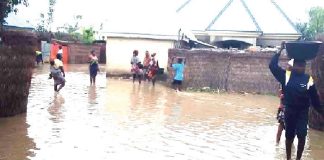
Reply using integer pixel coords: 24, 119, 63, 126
136, 62, 144, 84
49, 60, 66, 92
276, 88, 285, 144
147, 53, 159, 86
170, 57, 185, 92
131, 50, 141, 84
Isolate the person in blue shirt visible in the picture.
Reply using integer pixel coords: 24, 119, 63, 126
171, 57, 185, 92
269, 42, 324, 160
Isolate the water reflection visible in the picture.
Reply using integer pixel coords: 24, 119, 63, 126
0, 114, 36, 160
48, 93, 65, 123
88, 86, 97, 104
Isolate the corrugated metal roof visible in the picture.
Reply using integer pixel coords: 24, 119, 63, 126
244, 0, 298, 34
177, 0, 299, 34
176, 0, 229, 31
207, 0, 260, 32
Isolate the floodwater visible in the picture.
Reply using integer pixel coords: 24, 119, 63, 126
0, 64, 324, 160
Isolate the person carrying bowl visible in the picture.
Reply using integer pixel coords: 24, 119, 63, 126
269, 41, 324, 160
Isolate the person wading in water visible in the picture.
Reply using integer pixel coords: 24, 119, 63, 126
89, 50, 100, 85
269, 41, 324, 160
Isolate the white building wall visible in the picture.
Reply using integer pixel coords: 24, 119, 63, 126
106, 37, 175, 75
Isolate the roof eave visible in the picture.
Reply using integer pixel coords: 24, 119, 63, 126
101, 32, 178, 41
260, 33, 301, 39
205, 30, 262, 37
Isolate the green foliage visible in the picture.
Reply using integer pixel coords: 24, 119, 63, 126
295, 22, 312, 40
62, 15, 82, 34
82, 27, 95, 44
296, 7, 324, 40
308, 7, 324, 38
56, 15, 83, 41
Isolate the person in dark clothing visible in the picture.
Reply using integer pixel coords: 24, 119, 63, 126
89, 50, 100, 85
269, 42, 324, 160
276, 59, 293, 144
35, 50, 43, 65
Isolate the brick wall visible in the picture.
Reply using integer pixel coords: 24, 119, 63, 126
168, 49, 290, 94
68, 43, 104, 64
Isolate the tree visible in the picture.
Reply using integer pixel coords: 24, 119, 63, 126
295, 7, 324, 40
35, 0, 56, 32
82, 27, 95, 44
0, 0, 29, 31
56, 15, 83, 41
308, 7, 324, 38
295, 22, 312, 40
47, 0, 56, 31
35, 13, 46, 32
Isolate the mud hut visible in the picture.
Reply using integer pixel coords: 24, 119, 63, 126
0, 31, 37, 117
309, 35, 324, 130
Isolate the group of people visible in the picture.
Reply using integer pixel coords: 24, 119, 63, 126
45, 43, 324, 159
270, 42, 324, 160
48, 46, 66, 92
130, 50, 185, 92
130, 50, 159, 85
48, 46, 100, 92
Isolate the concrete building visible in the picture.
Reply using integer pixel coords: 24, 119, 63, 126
100, 32, 177, 75
97, 11, 179, 75
176, 0, 301, 48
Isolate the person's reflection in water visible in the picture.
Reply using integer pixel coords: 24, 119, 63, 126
130, 85, 140, 109
88, 85, 97, 104
48, 93, 65, 123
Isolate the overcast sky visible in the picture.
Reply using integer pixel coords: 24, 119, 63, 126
5, 0, 324, 33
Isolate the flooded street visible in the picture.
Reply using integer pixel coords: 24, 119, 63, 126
1, 64, 324, 160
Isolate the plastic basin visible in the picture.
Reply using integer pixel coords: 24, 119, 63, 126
285, 41, 322, 60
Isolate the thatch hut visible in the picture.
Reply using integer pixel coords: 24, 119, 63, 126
0, 31, 37, 117
309, 35, 324, 130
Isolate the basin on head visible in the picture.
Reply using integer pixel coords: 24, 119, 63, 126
285, 41, 322, 61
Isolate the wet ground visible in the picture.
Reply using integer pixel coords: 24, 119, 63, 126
0, 64, 324, 160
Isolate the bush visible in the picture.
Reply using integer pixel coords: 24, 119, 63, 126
0, 31, 36, 117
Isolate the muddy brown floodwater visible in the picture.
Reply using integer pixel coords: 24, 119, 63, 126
0, 64, 324, 160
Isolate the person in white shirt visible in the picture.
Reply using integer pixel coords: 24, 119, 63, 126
54, 54, 65, 77
57, 45, 63, 58
130, 50, 141, 83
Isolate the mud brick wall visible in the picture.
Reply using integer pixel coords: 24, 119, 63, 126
176, 51, 230, 90
168, 49, 290, 94
68, 43, 103, 64
227, 54, 281, 94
